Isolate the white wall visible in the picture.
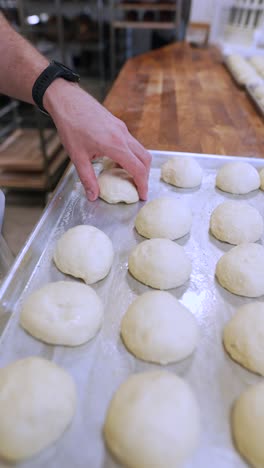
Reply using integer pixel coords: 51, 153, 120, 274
190, 0, 233, 43
190, 0, 216, 23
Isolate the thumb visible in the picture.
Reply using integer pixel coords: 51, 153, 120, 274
74, 156, 100, 201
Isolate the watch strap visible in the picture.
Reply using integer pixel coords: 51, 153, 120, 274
32, 60, 80, 115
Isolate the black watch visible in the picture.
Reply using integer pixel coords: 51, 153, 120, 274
32, 60, 80, 115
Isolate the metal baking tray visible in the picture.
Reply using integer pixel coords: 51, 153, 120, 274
246, 83, 264, 117
1, 151, 264, 468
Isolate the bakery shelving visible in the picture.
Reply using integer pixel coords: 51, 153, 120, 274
109, 0, 183, 78
16, 0, 106, 89
0, 107, 69, 196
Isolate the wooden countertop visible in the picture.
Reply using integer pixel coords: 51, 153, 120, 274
104, 42, 264, 158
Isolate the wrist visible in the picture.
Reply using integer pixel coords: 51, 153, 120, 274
42, 78, 80, 116
32, 61, 80, 115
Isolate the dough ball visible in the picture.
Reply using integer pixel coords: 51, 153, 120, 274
226, 55, 262, 85
135, 196, 192, 240
260, 168, 264, 190
223, 302, 264, 375
232, 382, 264, 468
210, 201, 263, 244
249, 56, 264, 75
253, 84, 264, 99
216, 243, 264, 297
98, 168, 139, 204
121, 291, 199, 364
216, 162, 260, 194
19, 281, 103, 346
0, 357, 76, 462
128, 239, 192, 289
53, 225, 114, 284
161, 157, 203, 188
104, 371, 200, 468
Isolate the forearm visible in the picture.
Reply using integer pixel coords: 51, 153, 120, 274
0, 13, 151, 200
0, 13, 48, 103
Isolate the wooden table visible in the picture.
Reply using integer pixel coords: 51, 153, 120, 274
104, 42, 264, 158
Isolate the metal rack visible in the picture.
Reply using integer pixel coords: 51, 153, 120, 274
16, 0, 106, 90
0, 103, 69, 196
109, 0, 183, 78
0, 99, 21, 144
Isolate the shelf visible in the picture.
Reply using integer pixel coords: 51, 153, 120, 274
0, 101, 19, 119
110, 0, 182, 78
64, 40, 105, 51
115, 2, 178, 11
0, 148, 69, 190
112, 20, 176, 29
0, 129, 62, 172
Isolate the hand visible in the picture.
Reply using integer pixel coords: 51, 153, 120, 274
43, 79, 151, 201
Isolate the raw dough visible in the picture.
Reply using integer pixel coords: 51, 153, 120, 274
253, 84, 264, 100
216, 243, 264, 297
226, 54, 262, 85
20, 281, 103, 346
104, 371, 200, 468
260, 168, 264, 190
98, 167, 139, 204
53, 225, 114, 284
252, 84, 264, 107
249, 56, 264, 78
223, 302, 264, 375
161, 157, 203, 188
135, 196, 192, 240
128, 238, 192, 289
232, 381, 264, 468
121, 291, 199, 364
210, 201, 263, 244
216, 162, 260, 194
0, 357, 76, 462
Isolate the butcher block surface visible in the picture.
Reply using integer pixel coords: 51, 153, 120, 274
104, 42, 264, 158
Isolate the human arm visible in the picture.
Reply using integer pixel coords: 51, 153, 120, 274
0, 13, 151, 200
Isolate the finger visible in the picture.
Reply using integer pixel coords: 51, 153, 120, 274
108, 146, 148, 200
72, 154, 100, 201
128, 136, 152, 172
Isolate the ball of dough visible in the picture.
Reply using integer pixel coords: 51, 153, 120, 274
216, 243, 264, 297
53, 225, 114, 284
135, 196, 192, 240
260, 168, 264, 191
249, 56, 264, 75
0, 357, 76, 462
226, 55, 262, 85
232, 382, 264, 468
161, 157, 203, 188
216, 162, 260, 194
210, 201, 263, 245
223, 302, 264, 375
98, 168, 139, 204
128, 239, 192, 289
104, 371, 200, 468
253, 84, 264, 99
121, 291, 199, 364
19, 281, 103, 346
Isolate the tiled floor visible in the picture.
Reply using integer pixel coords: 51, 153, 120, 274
2, 78, 105, 258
